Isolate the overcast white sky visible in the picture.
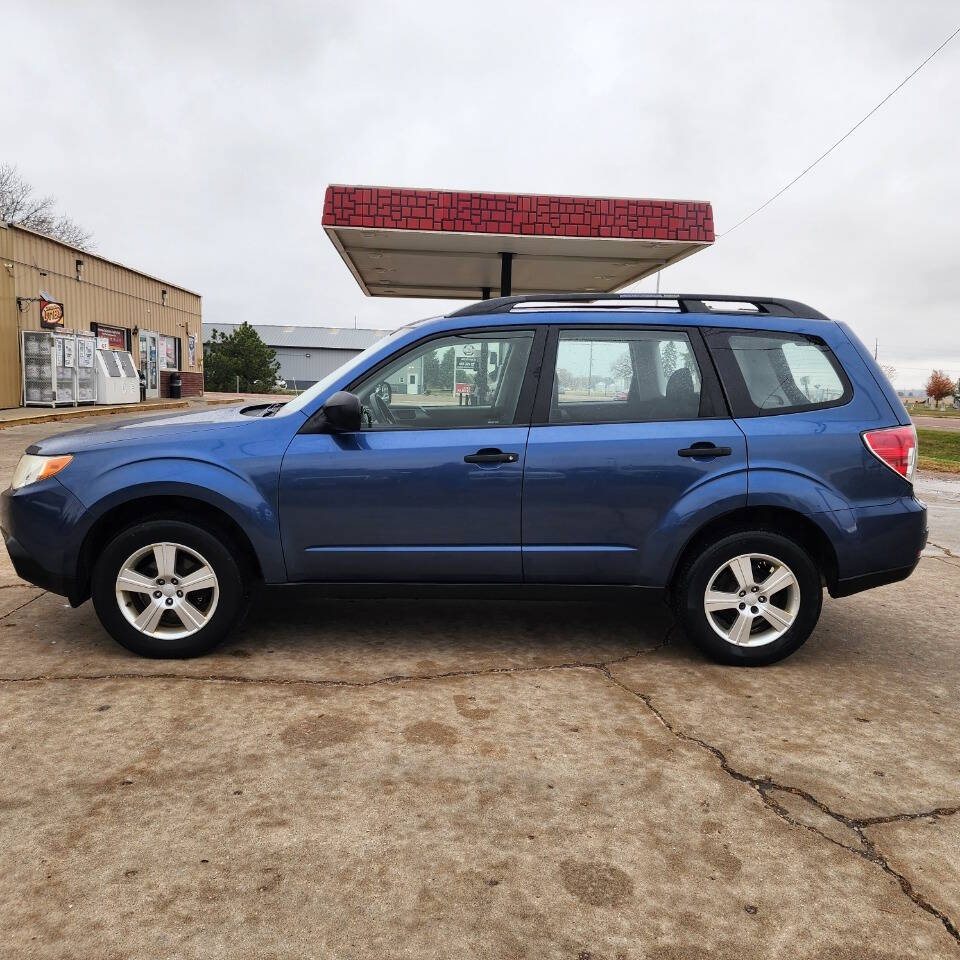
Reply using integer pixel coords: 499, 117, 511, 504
6, 0, 959, 387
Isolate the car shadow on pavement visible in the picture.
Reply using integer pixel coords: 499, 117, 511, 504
228, 587, 676, 675
0, 586, 678, 682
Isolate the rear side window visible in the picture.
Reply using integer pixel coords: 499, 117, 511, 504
549, 329, 704, 424
707, 329, 851, 417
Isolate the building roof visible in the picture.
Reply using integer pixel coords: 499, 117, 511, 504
204, 322, 389, 351
2, 220, 201, 298
322, 185, 715, 299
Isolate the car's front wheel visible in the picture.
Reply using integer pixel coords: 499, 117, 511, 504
673, 530, 823, 666
91, 519, 247, 658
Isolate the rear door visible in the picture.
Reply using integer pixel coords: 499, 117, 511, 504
522, 324, 748, 585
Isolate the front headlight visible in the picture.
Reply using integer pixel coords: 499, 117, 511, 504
10, 454, 74, 491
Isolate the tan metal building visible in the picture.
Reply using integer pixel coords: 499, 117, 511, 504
0, 222, 202, 410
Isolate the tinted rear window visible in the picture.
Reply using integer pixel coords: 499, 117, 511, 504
707, 329, 851, 417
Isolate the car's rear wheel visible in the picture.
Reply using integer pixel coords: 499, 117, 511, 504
673, 530, 823, 666
92, 519, 247, 658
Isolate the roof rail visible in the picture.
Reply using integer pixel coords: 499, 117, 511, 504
448, 293, 829, 321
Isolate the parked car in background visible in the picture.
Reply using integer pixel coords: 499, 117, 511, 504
2, 294, 925, 666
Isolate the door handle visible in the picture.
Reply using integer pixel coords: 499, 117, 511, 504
464, 448, 519, 464
677, 443, 732, 458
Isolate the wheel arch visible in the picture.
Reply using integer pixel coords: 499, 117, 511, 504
73, 494, 264, 605
667, 505, 839, 600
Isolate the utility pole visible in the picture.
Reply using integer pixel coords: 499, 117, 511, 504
874, 338, 878, 360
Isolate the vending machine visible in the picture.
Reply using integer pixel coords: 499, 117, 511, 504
94, 348, 140, 404
22, 331, 98, 407
75, 333, 98, 404
22, 331, 56, 406
53, 332, 76, 405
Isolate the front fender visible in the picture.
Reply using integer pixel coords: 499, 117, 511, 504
62, 459, 287, 584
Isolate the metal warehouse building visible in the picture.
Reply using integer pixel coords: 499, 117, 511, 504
0, 221, 203, 409
203, 323, 389, 389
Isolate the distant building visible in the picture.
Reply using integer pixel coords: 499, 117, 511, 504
1, 221, 202, 409
203, 323, 389, 389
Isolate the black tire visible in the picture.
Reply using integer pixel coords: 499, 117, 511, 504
673, 529, 823, 666
91, 519, 248, 658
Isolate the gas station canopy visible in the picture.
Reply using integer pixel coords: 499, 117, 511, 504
322, 185, 714, 300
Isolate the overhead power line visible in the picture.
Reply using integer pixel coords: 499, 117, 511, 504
720, 24, 960, 238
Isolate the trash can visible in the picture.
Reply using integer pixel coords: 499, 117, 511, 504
138, 370, 146, 402
169, 373, 183, 399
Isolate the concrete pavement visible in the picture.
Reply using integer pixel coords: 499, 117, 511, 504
1, 412, 958, 959
918, 472, 960, 559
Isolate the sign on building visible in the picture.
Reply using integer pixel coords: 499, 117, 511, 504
40, 300, 65, 329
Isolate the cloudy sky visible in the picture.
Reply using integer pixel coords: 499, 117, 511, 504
6, 0, 959, 387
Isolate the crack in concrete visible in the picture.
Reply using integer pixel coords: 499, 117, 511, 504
0, 625, 674, 689
859, 806, 960, 827
600, 670, 960, 949
928, 541, 958, 559
0, 591, 45, 619
929, 552, 960, 570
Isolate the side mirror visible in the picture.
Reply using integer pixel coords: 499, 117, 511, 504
320, 390, 362, 433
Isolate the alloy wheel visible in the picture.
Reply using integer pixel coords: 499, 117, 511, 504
703, 553, 801, 647
115, 541, 220, 640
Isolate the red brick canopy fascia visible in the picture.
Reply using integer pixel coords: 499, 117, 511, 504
322, 185, 714, 243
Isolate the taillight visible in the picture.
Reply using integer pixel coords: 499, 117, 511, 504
863, 425, 917, 483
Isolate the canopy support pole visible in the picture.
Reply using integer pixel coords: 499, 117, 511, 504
499, 252, 513, 297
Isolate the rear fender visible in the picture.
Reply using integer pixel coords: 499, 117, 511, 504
747, 469, 881, 581
639, 470, 747, 586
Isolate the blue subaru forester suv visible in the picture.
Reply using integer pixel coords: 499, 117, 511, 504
1, 294, 926, 665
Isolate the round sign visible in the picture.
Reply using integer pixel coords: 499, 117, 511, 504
41, 301, 64, 327
463, 344, 475, 356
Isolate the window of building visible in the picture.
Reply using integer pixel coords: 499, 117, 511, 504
351, 330, 534, 429
549, 328, 703, 424
159, 335, 181, 371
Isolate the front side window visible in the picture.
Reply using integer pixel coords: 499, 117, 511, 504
550, 329, 703, 424
352, 329, 534, 429
715, 331, 849, 415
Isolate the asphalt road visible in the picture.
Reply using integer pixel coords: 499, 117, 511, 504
1, 413, 959, 959
913, 414, 960, 432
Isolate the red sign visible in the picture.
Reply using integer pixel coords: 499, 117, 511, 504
40, 300, 64, 329
97, 325, 127, 350
455, 382, 473, 394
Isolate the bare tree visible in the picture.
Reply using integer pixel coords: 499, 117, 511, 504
879, 363, 896, 384
0, 163, 93, 250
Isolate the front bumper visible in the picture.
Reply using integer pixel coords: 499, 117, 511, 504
1, 479, 87, 601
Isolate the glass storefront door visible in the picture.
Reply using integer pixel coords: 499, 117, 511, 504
139, 331, 159, 399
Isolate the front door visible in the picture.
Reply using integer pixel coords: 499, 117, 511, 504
279, 327, 543, 583
522, 325, 748, 584
139, 331, 159, 399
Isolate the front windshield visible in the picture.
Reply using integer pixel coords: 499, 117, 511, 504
277, 324, 419, 416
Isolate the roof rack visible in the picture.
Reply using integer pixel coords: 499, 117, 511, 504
448, 293, 829, 321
